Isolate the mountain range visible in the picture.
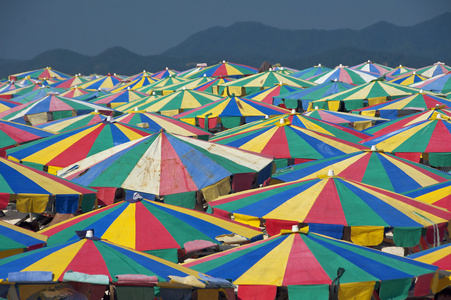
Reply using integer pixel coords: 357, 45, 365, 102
1, 13, 450, 78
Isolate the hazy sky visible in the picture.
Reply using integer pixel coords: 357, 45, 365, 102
2, 0, 450, 60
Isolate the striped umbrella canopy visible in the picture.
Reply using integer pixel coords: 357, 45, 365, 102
0, 99, 20, 113
58, 131, 274, 198
209, 174, 451, 247
415, 62, 451, 78
8, 86, 65, 104
0, 95, 116, 125
6, 120, 154, 174
114, 110, 212, 139
134, 75, 189, 94
384, 65, 416, 80
117, 89, 221, 116
74, 89, 111, 101
34, 112, 108, 133
404, 181, 451, 211
271, 149, 451, 194
411, 71, 451, 95
150, 67, 179, 80
210, 113, 371, 144
40, 198, 263, 262
351, 60, 393, 76
291, 64, 332, 80
176, 95, 290, 130
108, 76, 158, 92
176, 66, 207, 78
0, 83, 43, 100
215, 70, 315, 96
0, 235, 222, 288
112, 94, 160, 112
311, 80, 421, 111
0, 157, 97, 213
183, 229, 438, 300
186, 61, 257, 79
193, 77, 234, 94
303, 109, 388, 130
78, 74, 123, 91
273, 80, 355, 110
362, 113, 451, 166
308, 64, 379, 85
210, 119, 367, 167
9, 67, 71, 81
271, 66, 297, 75
58, 87, 90, 99
352, 93, 451, 119
40, 78, 61, 86
49, 75, 89, 89
245, 83, 303, 106
389, 72, 428, 85
0, 82, 24, 93
126, 70, 154, 81
152, 76, 213, 96
89, 89, 149, 108
0, 221, 47, 259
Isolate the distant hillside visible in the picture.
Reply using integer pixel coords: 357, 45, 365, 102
1, 13, 450, 78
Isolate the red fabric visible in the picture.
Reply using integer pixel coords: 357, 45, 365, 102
94, 187, 117, 206
198, 117, 218, 130
425, 223, 446, 245
394, 152, 422, 163
0, 193, 9, 209
237, 285, 276, 300
265, 219, 298, 237
212, 208, 231, 220
232, 173, 255, 192
337, 152, 371, 182
261, 127, 291, 158
425, 121, 450, 152
414, 273, 434, 296
293, 158, 315, 165
183, 240, 217, 253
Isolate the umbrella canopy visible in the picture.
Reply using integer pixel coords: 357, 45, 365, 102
74, 88, 111, 101
210, 174, 451, 246
186, 61, 257, 79
352, 93, 451, 119
0, 157, 96, 213
0, 95, 116, 125
134, 75, 189, 95
184, 230, 438, 299
9, 67, 71, 81
362, 113, 451, 166
410, 71, 451, 95
152, 77, 213, 96
176, 95, 290, 130
58, 87, 90, 99
8, 86, 65, 104
108, 76, 158, 92
0, 221, 47, 259
384, 65, 416, 80
126, 70, 154, 81
308, 64, 378, 85
40, 198, 263, 262
273, 80, 355, 110
245, 83, 303, 106
389, 72, 428, 85
215, 70, 315, 96
404, 181, 451, 211
271, 149, 451, 194
34, 112, 108, 133
303, 109, 388, 130
415, 62, 451, 78
117, 89, 221, 116
351, 60, 393, 76
0, 83, 42, 100
311, 80, 421, 111
78, 74, 123, 91
58, 131, 274, 199
114, 110, 212, 139
0, 82, 24, 94
176, 66, 207, 78
89, 89, 149, 108
193, 77, 234, 94
211, 119, 367, 168
49, 75, 89, 89
290, 64, 332, 80
150, 67, 179, 80
6, 120, 154, 174
0, 99, 20, 113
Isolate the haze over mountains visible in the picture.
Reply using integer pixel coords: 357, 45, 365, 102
1, 13, 450, 78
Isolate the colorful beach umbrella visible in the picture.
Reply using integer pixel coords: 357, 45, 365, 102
108, 75, 158, 92
184, 229, 438, 299
49, 75, 89, 89
0, 221, 47, 259
176, 95, 290, 130
9, 86, 65, 104
273, 80, 355, 110
209, 174, 451, 247
311, 80, 421, 111
58, 86, 90, 99
40, 198, 263, 262
0, 157, 97, 213
9, 67, 71, 81
308, 64, 378, 85
114, 110, 212, 139
74, 88, 111, 101
57, 131, 274, 200
117, 89, 221, 116
415, 62, 451, 78
89, 89, 149, 108
211, 119, 367, 168
404, 181, 451, 211
389, 72, 428, 85
303, 109, 388, 130
6, 120, 154, 174
111, 94, 159, 112
34, 112, 108, 133
290, 64, 332, 80
410, 71, 451, 95
126, 70, 154, 81
152, 76, 213, 96
78, 74, 123, 91
0, 95, 116, 125
176, 66, 207, 78
271, 149, 451, 194
0, 99, 20, 113
245, 83, 303, 106
384, 65, 416, 80
351, 60, 393, 76
150, 67, 179, 80
193, 77, 234, 94
215, 70, 315, 96
0, 83, 42, 100
134, 75, 189, 95
186, 61, 257, 79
